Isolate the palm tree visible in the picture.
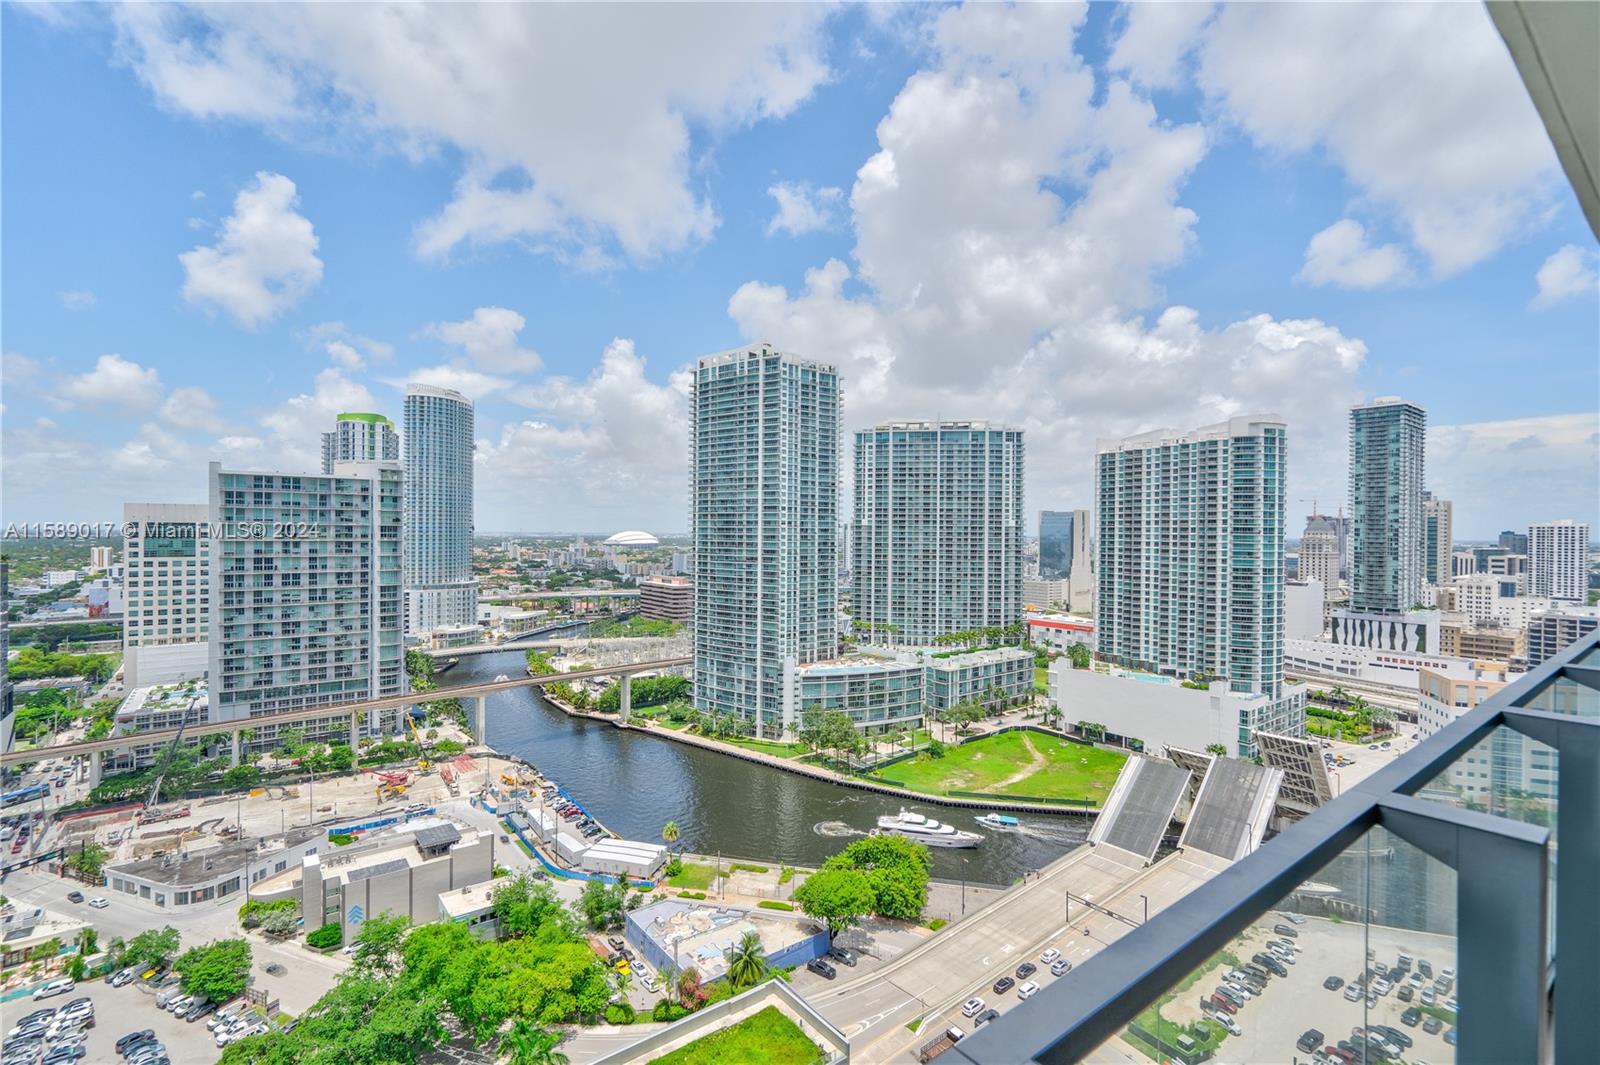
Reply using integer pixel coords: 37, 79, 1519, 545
504, 1020, 568, 1065
661, 820, 680, 858
659, 960, 679, 1006
724, 930, 769, 989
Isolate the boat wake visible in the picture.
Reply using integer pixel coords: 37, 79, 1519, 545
813, 820, 866, 839
1013, 822, 1085, 845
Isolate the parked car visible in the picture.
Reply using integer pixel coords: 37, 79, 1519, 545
33, 979, 75, 1001
1343, 984, 1363, 1002
1015, 962, 1037, 980
1040, 948, 1061, 965
1297, 1029, 1325, 1053
65, 891, 85, 904
961, 997, 986, 1018
117, 1030, 156, 1054
828, 946, 858, 967
972, 1008, 1000, 1030
805, 958, 836, 980
1208, 993, 1237, 1015
1324, 975, 1345, 990
1273, 923, 1299, 938
1423, 1016, 1443, 1035
1375, 1023, 1412, 1049
1418, 959, 1433, 979
1397, 984, 1415, 1003
992, 976, 1015, 995
1049, 958, 1072, 977
1016, 980, 1040, 1000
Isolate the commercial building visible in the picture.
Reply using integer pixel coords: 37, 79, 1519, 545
1526, 607, 1600, 666
320, 411, 400, 474
1488, 552, 1529, 581
853, 421, 1024, 646
1347, 398, 1426, 615
1422, 492, 1453, 585
1439, 622, 1525, 662
691, 345, 839, 737
1023, 578, 1070, 611
1451, 550, 1479, 577
1527, 519, 1589, 602
1298, 514, 1343, 592
404, 383, 478, 634
1498, 529, 1530, 555
792, 655, 925, 734
1048, 659, 1306, 759
624, 899, 830, 985
1285, 578, 1325, 640
122, 503, 212, 688
1039, 509, 1090, 582
107, 679, 208, 771
1026, 614, 1095, 652
297, 821, 495, 938
89, 545, 114, 572
1415, 659, 1555, 805
208, 460, 405, 748
638, 575, 692, 622
1095, 415, 1287, 701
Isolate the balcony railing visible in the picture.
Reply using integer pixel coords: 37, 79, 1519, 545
955, 630, 1599, 1065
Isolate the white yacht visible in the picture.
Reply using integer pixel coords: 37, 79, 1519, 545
875, 808, 984, 848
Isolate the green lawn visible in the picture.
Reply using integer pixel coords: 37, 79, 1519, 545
649, 1005, 824, 1065
665, 861, 719, 891
1034, 666, 1049, 693
722, 736, 809, 758
873, 730, 1126, 805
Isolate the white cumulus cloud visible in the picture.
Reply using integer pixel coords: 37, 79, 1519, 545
423, 307, 542, 373
766, 182, 844, 237
111, 4, 833, 265
1531, 244, 1600, 310
57, 290, 98, 311
62, 354, 163, 412
180, 171, 323, 328
160, 386, 225, 433
1298, 219, 1413, 289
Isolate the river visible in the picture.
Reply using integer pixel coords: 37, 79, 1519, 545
442, 650, 1087, 885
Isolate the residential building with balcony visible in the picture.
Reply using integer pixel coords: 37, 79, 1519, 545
404, 384, 478, 634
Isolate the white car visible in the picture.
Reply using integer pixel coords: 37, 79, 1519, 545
641, 974, 661, 993
1222, 980, 1254, 1001
1049, 959, 1072, 977
1207, 1013, 1242, 1037
1016, 981, 1040, 1000
33, 978, 75, 1000
961, 997, 986, 1018
1040, 948, 1061, 965
88, 897, 108, 909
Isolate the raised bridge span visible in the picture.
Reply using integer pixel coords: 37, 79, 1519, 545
0, 656, 691, 771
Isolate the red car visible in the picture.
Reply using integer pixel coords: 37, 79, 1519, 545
1326, 1046, 1355, 1064
1208, 993, 1237, 1015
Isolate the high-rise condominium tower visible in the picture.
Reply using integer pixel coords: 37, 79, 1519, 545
1096, 416, 1287, 698
853, 422, 1024, 645
404, 384, 477, 634
692, 344, 839, 737
321, 412, 400, 474
208, 460, 404, 746
1423, 492, 1453, 586
1528, 520, 1590, 602
1348, 398, 1426, 614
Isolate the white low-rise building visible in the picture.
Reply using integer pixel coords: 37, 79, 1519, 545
1048, 660, 1306, 759
1026, 614, 1094, 652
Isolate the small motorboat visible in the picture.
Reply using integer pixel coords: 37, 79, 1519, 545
975, 813, 1021, 831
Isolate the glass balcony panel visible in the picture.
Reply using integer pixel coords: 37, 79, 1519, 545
1088, 826, 1456, 1065
1519, 673, 1599, 718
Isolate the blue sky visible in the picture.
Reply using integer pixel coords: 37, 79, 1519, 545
3, 3, 1596, 538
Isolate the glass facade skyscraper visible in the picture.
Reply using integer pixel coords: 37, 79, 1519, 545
1095, 415, 1287, 698
403, 384, 477, 634
1038, 509, 1076, 580
853, 421, 1024, 646
1348, 398, 1426, 614
691, 345, 839, 737
321, 411, 399, 474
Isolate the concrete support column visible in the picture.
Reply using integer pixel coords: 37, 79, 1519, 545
88, 750, 103, 789
350, 712, 360, 747
475, 696, 488, 745
230, 730, 241, 768
620, 674, 632, 723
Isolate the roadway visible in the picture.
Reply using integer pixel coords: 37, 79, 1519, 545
0, 657, 691, 768
795, 843, 1231, 1063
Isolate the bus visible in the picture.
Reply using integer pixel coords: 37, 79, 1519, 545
2, 784, 49, 808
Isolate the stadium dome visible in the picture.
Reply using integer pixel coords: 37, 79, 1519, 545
604, 530, 659, 547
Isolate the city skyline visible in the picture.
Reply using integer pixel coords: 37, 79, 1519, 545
2, 4, 1596, 539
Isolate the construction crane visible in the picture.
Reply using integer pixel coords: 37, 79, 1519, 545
408, 716, 431, 773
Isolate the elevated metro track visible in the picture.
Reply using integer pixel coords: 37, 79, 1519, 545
0, 656, 690, 768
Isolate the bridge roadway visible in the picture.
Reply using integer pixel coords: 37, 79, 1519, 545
806, 843, 1230, 1063
0, 656, 691, 769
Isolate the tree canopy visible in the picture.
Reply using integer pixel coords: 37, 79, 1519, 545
176, 938, 252, 1003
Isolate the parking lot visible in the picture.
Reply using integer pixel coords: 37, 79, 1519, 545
1160, 914, 1459, 1063
9, 973, 245, 1064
